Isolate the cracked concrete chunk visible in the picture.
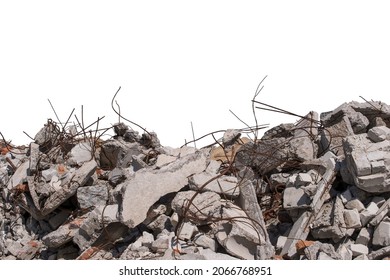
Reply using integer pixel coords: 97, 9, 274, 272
77, 184, 108, 209
360, 202, 379, 226
343, 209, 362, 229
189, 172, 239, 197
171, 190, 222, 222
367, 126, 390, 142
311, 198, 346, 240
121, 151, 208, 227
67, 142, 94, 166
372, 219, 390, 247
215, 202, 266, 260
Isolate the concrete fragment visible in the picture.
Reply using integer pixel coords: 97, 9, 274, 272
29, 142, 39, 175
171, 190, 222, 222
349, 243, 369, 257
372, 219, 390, 247
178, 222, 197, 241
369, 198, 390, 227
189, 172, 239, 197
155, 154, 176, 168
337, 244, 353, 260
146, 214, 173, 233
276, 236, 287, 252
302, 242, 341, 260
151, 233, 173, 253
100, 140, 141, 169
311, 198, 346, 241
288, 136, 316, 162
295, 173, 313, 186
367, 126, 390, 142
67, 142, 93, 166
193, 233, 217, 251
121, 150, 208, 227
205, 160, 221, 175
77, 184, 108, 209
7, 161, 29, 190
222, 129, 241, 147
238, 180, 271, 249
345, 199, 365, 212
360, 202, 379, 226
320, 115, 354, 156
349, 111, 369, 134
108, 168, 127, 186
48, 210, 70, 230
367, 245, 390, 260
283, 186, 311, 210
42, 223, 78, 248
356, 228, 372, 246
343, 208, 362, 229
34, 122, 60, 152
215, 202, 265, 260
41, 160, 97, 216
141, 231, 154, 248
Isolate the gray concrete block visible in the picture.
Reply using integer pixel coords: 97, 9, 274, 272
356, 228, 372, 246
367, 126, 390, 142
343, 209, 362, 229
349, 243, 369, 257
345, 198, 366, 212
189, 172, 239, 197
372, 219, 390, 247
193, 233, 217, 251
178, 222, 197, 241
360, 202, 379, 226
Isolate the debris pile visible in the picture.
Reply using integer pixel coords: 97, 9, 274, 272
1, 100, 390, 260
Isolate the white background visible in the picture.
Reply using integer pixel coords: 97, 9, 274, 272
1, 1, 390, 148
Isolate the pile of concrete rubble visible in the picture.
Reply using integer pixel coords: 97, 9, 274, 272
1, 100, 390, 260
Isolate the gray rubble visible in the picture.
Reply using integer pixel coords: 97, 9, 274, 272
2, 100, 390, 260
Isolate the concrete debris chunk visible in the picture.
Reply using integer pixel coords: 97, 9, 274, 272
121, 151, 208, 227
372, 219, 390, 247
171, 190, 222, 222
215, 202, 266, 260
189, 172, 239, 197
5, 99, 390, 260
367, 126, 390, 142
76, 184, 108, 209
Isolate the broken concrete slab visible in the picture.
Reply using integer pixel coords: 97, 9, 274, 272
121, 150, 208, 227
